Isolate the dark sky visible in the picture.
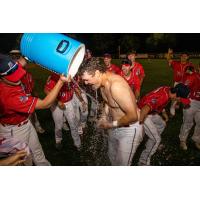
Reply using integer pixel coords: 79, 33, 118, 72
1, 33, 200, 55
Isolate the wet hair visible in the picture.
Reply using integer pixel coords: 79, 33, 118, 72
79, 57, 106, 76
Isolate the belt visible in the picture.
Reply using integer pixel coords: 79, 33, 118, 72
1, 120, 29, 127
17, 120, 29, 127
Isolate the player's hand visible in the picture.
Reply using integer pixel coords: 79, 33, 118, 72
168, 48, 173, 54
59, 74, 71, 83
58, 101, 65, 110
96, 118, 112, 129
2, 150, 27, 166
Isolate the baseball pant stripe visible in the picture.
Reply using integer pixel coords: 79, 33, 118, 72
143, 123, 157, 164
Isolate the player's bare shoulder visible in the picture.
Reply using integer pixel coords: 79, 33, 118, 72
109, 73, 130, 94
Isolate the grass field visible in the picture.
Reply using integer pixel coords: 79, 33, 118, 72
28, 59, 200, 166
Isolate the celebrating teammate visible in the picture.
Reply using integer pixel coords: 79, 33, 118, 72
120, 59, 141, 100
138, 83, 190, 165
103, 53, 122, 75
44, 73, 86, 151
127, 50, 145, 89
166, 48, 193, 116
179, 66, 200, 150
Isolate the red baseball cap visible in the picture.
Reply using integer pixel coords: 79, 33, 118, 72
0, 54, 26, 82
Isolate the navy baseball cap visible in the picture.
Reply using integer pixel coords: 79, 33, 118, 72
171, 83, 191, 105
104, 53, 112, 58
0, 54, 26, 82
127, 50, 137, 55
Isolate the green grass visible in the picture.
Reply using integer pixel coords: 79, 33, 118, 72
27, 59, 200, 166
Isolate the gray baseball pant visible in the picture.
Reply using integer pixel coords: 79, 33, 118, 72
108, 122, 143, 166
179, 99, 200, 143
139, 114, 166, 165
51, 95, 81, 148
0, 120, 50, 166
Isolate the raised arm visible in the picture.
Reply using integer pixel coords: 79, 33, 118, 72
166, 48, 174, 66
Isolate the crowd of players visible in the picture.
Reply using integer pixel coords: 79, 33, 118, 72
0, 47, 199, 166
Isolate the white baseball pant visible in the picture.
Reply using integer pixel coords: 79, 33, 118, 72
51, 95, 81, 148
179, 99, 200, 143
139, 114, 166, 165
108, 122, 143, 166
0, 120, 50, 166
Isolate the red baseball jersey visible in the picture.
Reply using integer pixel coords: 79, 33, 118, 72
182, 72, 197, 91
21, 71, 34, 95
121, 70, 141, 93
189, 72, 200, 101
107, 64, 122, 75
170, 61, 193, 83
138, 86, 170, 113
0, 81, 38, 125
44, 73, 75, 103
132, 62, 145, 82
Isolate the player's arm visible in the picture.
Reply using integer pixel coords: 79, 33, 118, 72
74, 87, 87, 112
35, 75, 70, 110
139, 104, 151, 124
139, 65, 145, 86
166, 48, 173, 66
0, 150, 27, 166
161, 109, 169, 122
111, 81, 138, 127
17, 56, 28, 67
99, 102, 109, 120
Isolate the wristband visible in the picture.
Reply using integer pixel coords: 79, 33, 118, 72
112, 120, 118, 128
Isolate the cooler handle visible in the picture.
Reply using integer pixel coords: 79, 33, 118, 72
56, 40, 69, 54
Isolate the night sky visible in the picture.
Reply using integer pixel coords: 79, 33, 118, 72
1, 33, 200, 55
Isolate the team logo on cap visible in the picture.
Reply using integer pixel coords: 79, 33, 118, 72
19, 96, 28, 103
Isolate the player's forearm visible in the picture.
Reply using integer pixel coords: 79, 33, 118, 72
117, 112, 138, 127
36, 80, 64, 109
99, 103, 109, 120
139, 105, 151, 123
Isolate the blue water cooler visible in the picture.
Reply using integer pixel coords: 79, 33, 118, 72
20, 33, 85, 77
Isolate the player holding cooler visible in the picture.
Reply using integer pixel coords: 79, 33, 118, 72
138, 83, 190, 165
0, 54, 70, 165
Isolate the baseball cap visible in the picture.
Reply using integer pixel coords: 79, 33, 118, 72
171, 83, 191, 105
185, 65, 194, 72
127, 49, 137, 55
104, 53, 111, 58
0, 54, 26, 82
121, 59, 132, 66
